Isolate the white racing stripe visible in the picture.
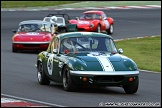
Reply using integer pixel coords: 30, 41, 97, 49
96, 56, 115, 71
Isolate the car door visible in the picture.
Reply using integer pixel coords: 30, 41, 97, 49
101, 13, 110, 30
95, 13, 106, 31
45, 37, 62, 82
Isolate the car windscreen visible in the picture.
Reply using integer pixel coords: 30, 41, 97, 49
18, 23, 51, 32
60, 36, 117, 53
79, 13, 101, 20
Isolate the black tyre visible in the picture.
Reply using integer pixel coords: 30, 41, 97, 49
95, 25, 101, 33
12, 45, 18, 52
63, 65, 76, 91
107, 24, 114, 34
123, 77, 139, 94
37, 62, 50, 85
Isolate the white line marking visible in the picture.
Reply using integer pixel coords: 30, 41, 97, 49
1, 97, 22, 103
139, 69, 161, 73
1, 94, 66, 107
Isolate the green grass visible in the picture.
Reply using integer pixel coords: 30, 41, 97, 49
115, 36, 161, 72
1, 1, 161, 8
1, 1, 81, 8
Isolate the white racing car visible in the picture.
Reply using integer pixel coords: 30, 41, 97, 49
43, 14, 77, 33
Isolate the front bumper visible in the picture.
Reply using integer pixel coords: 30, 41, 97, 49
70, 71, 139, 86
12, 42, 50, 50
77, 26, 95, 32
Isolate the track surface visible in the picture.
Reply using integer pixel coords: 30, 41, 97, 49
1, 8, 161, 107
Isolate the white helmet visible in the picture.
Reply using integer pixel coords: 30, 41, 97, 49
50, 16, 57, 23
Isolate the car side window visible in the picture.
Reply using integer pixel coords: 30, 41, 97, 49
60, 38, 72, 53
50, 38, 59, 54
105, 39, 117, 53
102, 13, 107, 20
79, 14, 85, 20
54, 38, 59, 50
95, 14, 102, 20
50, 39, 55, 53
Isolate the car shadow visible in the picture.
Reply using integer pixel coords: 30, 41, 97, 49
49, 82, 127, 94
12, 50, 43, 54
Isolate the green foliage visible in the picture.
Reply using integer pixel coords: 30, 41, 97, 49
1, 1, 81, 8
115, 36, 161, 72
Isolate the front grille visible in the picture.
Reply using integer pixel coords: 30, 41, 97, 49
94, 76, 124, 83
22, 44, 40, 47
78, 28, 86, 31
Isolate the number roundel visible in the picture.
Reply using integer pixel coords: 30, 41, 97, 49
47, 54, 54, 75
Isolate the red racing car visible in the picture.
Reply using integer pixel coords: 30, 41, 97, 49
69, 10, 114, 34
12, 20, 56, 52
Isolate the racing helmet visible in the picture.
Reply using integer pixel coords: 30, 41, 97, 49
50, 16, 57, 23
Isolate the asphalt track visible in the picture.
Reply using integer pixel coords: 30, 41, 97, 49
1, 8, 161, 107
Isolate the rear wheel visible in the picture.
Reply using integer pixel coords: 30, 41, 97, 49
37, 62, 50, 85
107, 24, 113, 34
63, 65, 76, 91
123, 77, 139, 94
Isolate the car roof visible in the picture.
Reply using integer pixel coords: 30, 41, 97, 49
56, 32, 113, 40
19, 20, 50, 25
83, 10, 104, 14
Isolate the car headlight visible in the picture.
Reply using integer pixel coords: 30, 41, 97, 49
43, 36, 51, 41
13, 36, 20, 41
123, 59, 138, 71
89, 23, 94, 28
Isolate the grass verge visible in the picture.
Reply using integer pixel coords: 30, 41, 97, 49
1, 1, 161, 8
115, 36, 161, 72
1, 1, 81, 8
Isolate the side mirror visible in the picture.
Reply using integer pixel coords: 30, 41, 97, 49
12, 30, 17, 33
104, 17, 107, 20
53, 49, 58, 54
76, 17, 79, 20
118, 48, 123, 54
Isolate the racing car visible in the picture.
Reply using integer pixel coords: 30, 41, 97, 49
43, 14, 77, 33
35, 32, 139, 94
69, 10, 114, 34
12, 20, 56, 52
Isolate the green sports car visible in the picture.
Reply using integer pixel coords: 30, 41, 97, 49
35, 32, 139, 94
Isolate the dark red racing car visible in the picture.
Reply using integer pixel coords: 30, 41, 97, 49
69, 10, 114, 34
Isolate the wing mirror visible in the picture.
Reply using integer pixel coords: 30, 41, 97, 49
12, 30, 17, 33
76, 17, 79, 20
103, 17, 107, 20
118, 48, 123, 54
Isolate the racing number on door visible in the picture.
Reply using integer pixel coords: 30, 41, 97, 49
47, 54, 54, 75
103, 20, 109, 29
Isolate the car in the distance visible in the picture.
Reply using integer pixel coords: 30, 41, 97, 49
35, 32, 139, 94
12, 20, 56, 52
69, 10, 114, 34
43, 14, 77, 33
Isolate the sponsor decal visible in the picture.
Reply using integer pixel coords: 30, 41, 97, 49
26, 32, 39, 35
78, 21, 90, 24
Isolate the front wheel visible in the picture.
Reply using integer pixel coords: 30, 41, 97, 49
63, 65, 76, 91
12, 44, 18, 52
107, 24, 114, 34
37, 62, 50, 85
123, 77, 139, 94
95, 25, 101, 33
